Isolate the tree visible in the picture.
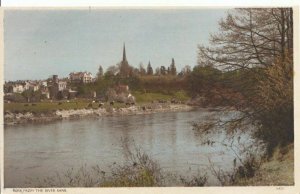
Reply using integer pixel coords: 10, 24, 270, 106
198, 8, 293, 70
147, 61, 153, 75
97, 65, 104, 79
119, 61, 132, 78
155, 67, 161, 76
182, 65, 191, 75
139, 63, 146, 76
187, 65, 222, 95
170, 58, 177, 75
255, 56, 293, 154
105, 65, 119, 78
132, 67, 140, 76
22, 90, 34, 102
160, 66, 167, 75
197, 8, 294, 155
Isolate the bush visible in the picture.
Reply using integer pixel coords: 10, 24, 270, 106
4, 93, 26, 103
208, 153, 261, 186
100, 139, 163, 187
180, 171, 207, 186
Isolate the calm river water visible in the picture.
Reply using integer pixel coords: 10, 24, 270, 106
4, 108, 255, 187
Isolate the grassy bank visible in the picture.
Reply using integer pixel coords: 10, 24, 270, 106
235, 144, 294, 186
133, 90, 189, 103
4, 91, 190, 114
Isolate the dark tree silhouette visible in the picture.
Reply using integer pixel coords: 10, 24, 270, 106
147, 61, 154, 75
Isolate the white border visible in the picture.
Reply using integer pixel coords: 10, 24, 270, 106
1, 0, 300, 7
0, 5, 299, 194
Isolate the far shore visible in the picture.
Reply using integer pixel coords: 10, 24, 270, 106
4, 103, 198, 126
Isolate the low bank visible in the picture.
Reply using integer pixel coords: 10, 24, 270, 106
235, 144, 294, 186
4, 103, 194, 126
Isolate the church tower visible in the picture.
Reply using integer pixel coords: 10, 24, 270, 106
120, 43, 130, 77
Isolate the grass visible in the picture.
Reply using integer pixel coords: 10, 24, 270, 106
133, 90, 189, 103
5, 90, 190, 113
235, 143, 294, 186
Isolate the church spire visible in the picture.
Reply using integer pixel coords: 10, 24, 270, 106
123, 43, 127, 62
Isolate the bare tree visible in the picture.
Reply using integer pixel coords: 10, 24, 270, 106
139, 63, 146, 76
198, 8, 293, 70
197, 8, 294, 156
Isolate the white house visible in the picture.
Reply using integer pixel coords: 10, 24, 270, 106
12, 84, 25, 93
69, 71, 93, 83
58, 81, 67, 91
29, 84, 40, 92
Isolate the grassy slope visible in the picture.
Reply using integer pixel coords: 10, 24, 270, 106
4, 91, 190, 113
236, 144, 294, 186
133, 90, 189, 103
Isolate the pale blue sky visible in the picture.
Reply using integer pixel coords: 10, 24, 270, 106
4, 9, 228, 81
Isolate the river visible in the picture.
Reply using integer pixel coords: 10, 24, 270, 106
4, 108, 256, 187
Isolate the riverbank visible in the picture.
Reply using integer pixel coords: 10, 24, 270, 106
235, 144, 294, 186
4, 103, 194, 126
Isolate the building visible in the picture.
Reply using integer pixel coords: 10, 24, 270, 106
5, 81, 40, 94
119, 44, 131, 78
69, 72, 93, 83
58, 81, 67, 91
23, 81, 31, 90
49, 75, 68, 99
68, 89, 77, 99
11, 84, 25, 93
29, 83, 40, 92
41, 81, 48, 87
41, 87, 50, 99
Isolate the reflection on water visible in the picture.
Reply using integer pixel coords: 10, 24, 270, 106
4, 108, 255, 187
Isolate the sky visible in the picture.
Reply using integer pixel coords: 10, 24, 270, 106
4, 9, 228, 81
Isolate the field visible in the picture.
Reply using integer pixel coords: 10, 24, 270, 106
133, 90, 189, 103
4, 91, 190, 113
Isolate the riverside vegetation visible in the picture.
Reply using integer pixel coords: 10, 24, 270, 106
9, 8, 294, 186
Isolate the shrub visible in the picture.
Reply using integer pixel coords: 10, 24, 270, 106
179, 171, 207, 186
100, 139, 163, 187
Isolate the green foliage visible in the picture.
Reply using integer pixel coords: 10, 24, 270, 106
137, 75, 186, 94
173, 90, 189, 101
187, 65, 222, 95
4, 93, 26, 103
97, 65, 104, 79
133, 91, 173, 103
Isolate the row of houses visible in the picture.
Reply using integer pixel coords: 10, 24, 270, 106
4, 72, 94, 101
5, 80, 45, 94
